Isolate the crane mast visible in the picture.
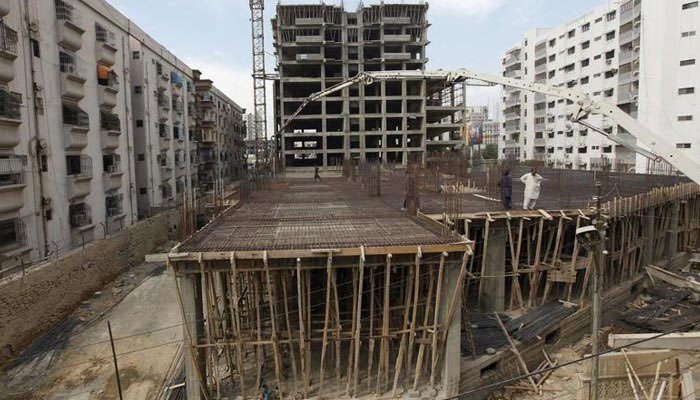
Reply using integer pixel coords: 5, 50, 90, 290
249, 0, 268, 171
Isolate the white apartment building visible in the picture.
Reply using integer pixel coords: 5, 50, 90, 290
0, 0, 245, 272
129, 34, 196, 218
193, 72, 246, 192
499, 0, 699, 173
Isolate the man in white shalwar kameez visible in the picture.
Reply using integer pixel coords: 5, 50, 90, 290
520, 168, 543, 210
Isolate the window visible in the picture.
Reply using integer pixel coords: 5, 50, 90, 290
138, 153, 145, 161
679, 87, 695, 95
677, 143, 692, 149
595, 17, 603, 23
581, 58, 590, 67
606, 31, 616, 40
594, 36, 602, 42
548, 70, 556, 79
31, 39, 40, 58
134, 86, 142, 94
594, 54, 602, 60
680, 59, 696, 66
139, 188, 147, 195
605, 50, 615, 59
549, 54, 556, 62
682, 31, 697, 37
581, 76, 589, 85
568, 29, 575, 38
132, 51, 140, 60
568, 47, 575, 55
582, 23, 591, 32
603, 145, 613, 153
136, 120, 143, 127
581, 41, 590, 50
678, 115, 694, 121
606, 11, 616, 21
549, 38, 556, 47
682, 1, 698, 10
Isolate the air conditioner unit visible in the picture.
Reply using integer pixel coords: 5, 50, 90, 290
633, 46, 640, 52
633, 71, 640, 76
605, 59, 613, 65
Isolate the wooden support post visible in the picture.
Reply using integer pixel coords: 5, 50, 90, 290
296, 258, 309, 397
280, 270, 299, 393
377, 254, 392, 394
413, 264, 435, 390
366, 264, 376, 393
392, 256, 416, 396
477, 219, 491, 306
494, 313, 538, 391
430, 252, 446, 389
529, 218, 545, 307
352, 247, 366, 397
319, 252, 333, 395
228, 253, 246, 397
406, 248, 422, 388
263, 252, 283, 399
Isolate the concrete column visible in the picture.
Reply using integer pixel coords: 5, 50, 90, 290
440, 261, 462, 397
665, 202, 680, 259
641, 207, 655, 267
479, 223, 506, 312
180, 273, 206, 400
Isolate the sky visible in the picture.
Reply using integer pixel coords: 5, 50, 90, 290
109, 0, 609, 124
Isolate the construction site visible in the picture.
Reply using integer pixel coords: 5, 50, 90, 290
2, 1, 700, 400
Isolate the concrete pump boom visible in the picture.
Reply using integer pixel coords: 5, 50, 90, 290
282, 69, 700, 185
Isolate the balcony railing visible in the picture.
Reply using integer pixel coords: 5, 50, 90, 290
0, 90, 21, 120
0, 21, 18, 56
67, 155, 93, 178
59, 51, 87, 81
100, 111, 120, 131
95, 23, 116, 47
98, 68, 119, 89
104, 159, 121, 174
0, 156, 26, 186
158, 95, 170, 108
62, 104, 89, 128
105, 194, 123, 217
55, 0, 82, 26
159, 123, 169, 138
69, 203, 92, 228
0, 217, 27, 253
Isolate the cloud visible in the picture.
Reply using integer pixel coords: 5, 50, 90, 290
429, 0, 505, 17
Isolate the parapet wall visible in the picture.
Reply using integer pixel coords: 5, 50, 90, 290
0, 210, 179, 367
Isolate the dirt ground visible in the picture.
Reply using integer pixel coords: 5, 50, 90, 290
1, 243, 183, 400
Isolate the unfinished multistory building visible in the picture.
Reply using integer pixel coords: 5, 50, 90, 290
273, 2, 467, 170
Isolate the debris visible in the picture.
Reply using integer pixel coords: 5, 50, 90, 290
608, 332, 700, 350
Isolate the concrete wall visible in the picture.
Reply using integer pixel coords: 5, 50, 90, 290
0, 209, 178, 367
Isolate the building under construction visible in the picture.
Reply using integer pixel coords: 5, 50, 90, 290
272, 2, 468, 170
150, 158, 700, 399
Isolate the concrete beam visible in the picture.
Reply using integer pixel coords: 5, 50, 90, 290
440, 262, 462, 397
608, 332, 700, 350
180, 274, 207, 400
479, 224, 506, 312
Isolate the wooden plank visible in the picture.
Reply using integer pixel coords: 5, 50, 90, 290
319, 253, 333, 394
430, 253, 446, 388
263, 252, 283, 399
228, 253, 246, 397
377, 254, 392, 394
494, 313, 538, 391
646, 265, 700, 294
405, 249, 422, 388
352, 248, 366, 396
295, 258, 309, 397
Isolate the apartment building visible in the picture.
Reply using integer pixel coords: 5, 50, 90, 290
0, 0, 139, 269
0, 0, 244, 272
499, 0, 699, 172
193, 71, 246, 192
273, 3, 465, 169
129, 34, 196, 218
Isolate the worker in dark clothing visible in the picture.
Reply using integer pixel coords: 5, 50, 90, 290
314, 166, 321, 181
261, 384, 271, 400
499, 169, 513, 210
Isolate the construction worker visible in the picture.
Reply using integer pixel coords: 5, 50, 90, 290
499, 169, 513, 210
520, 168, 543, 210
261, 383, 271, 400
314, 166, 321, 181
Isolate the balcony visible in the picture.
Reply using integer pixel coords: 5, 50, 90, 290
295, 53, 323, 62
100, 111, 120, 150
105, 193, 124, 219
66, 155, 92, 199
158, 95, 170, 121
534, 138, 546, 147
384, 34, 411, 43
383, 17, 411, 24
503, 55, 520, 67
69, 203, 93, 229
0, 21, 18, 82
0, 217, 29, 257
0, 90, 21, 148
619, 28, 638, 45
535, 63, 547, 74
95, 23, 117, 67
0, 157, 25, 213
504, 69, 522, 79
62, 104, 89, 150
295, 17, 323, 26
97, 69, 119, 110
55, 0, 84, 51
103, 169, 122, 191
60, 51, 86, 100
296, 35, 323, 44
384, 52, 411, 61
619, 49, 637, 66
